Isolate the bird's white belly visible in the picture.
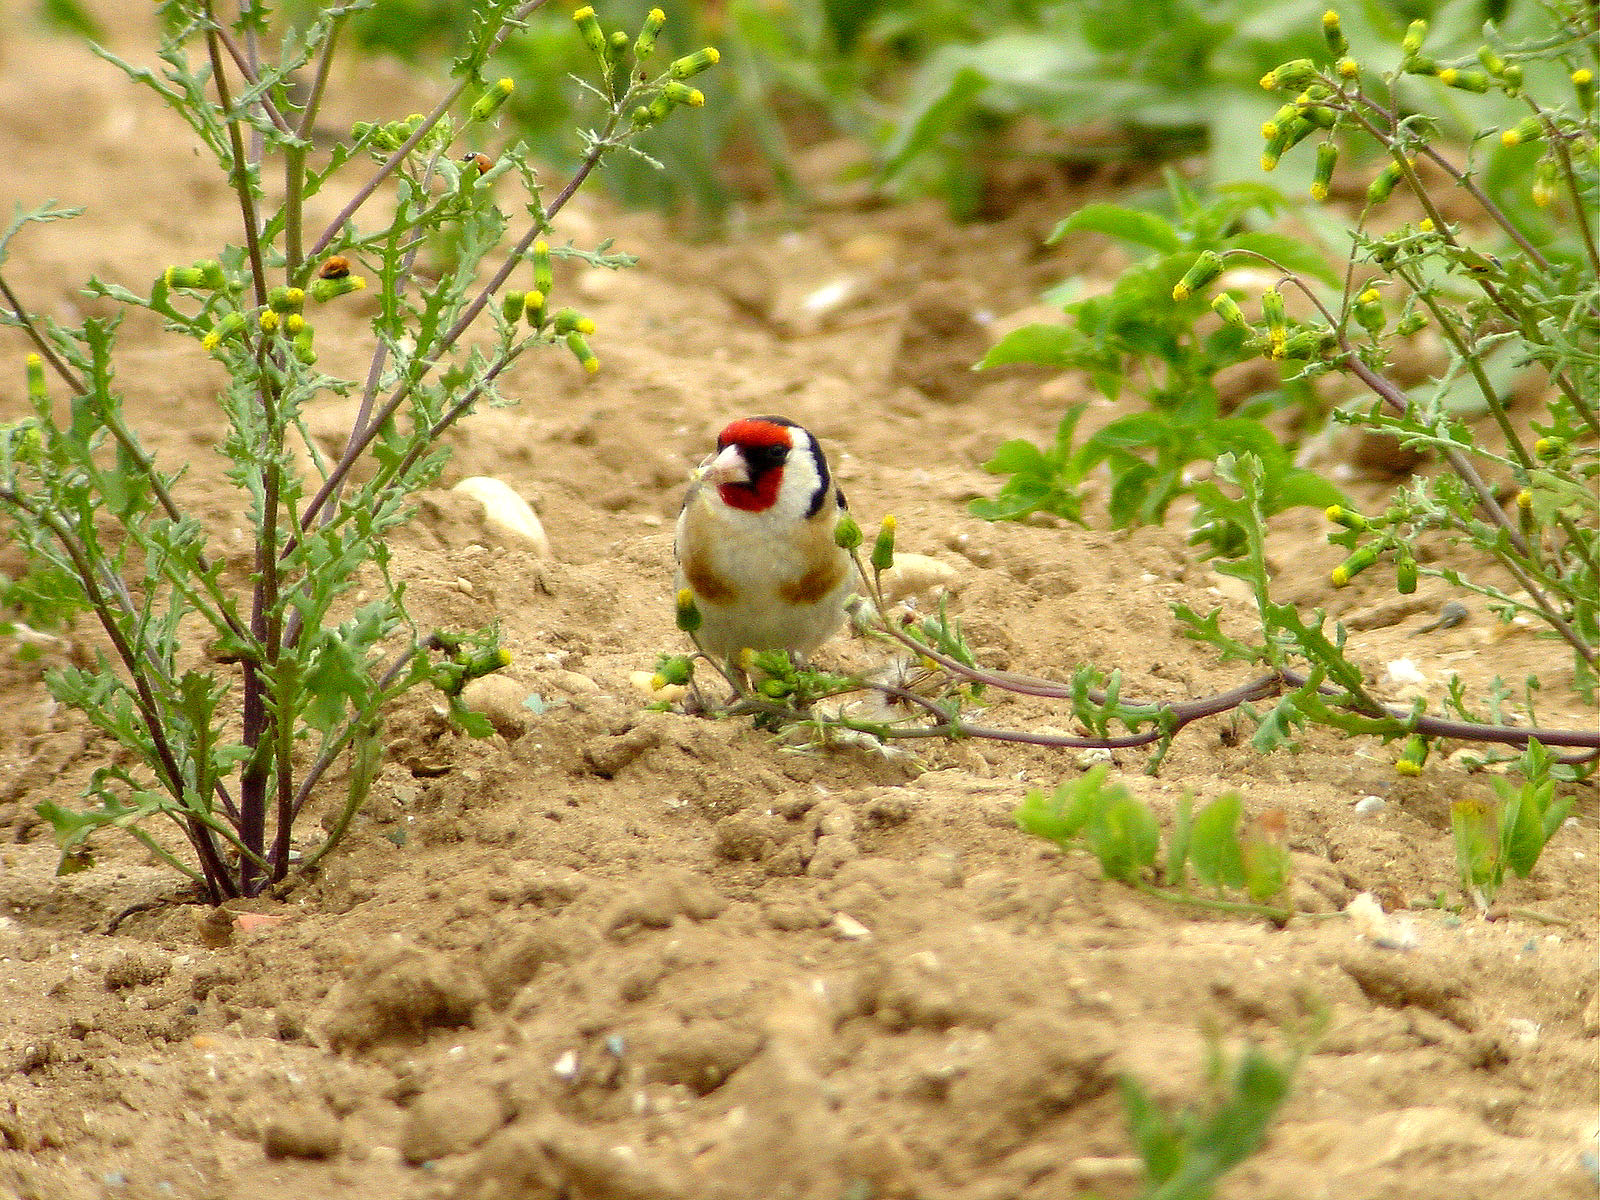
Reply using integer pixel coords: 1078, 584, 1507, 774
676, 504, 852, 661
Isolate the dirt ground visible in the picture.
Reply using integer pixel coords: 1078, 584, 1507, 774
1, 8, 1597, 1200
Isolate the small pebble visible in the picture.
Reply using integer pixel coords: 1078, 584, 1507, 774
832, 912, 872, 941
1354, 795, 1386, 817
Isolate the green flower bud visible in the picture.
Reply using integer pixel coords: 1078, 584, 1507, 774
833, 512, 863, 550
309, 275, 366, 303
572, 6, 608, 59
552, 308, 595, 335
292, 324, 316, 366
469, 77, 514, 122
1261, 104, 1297, 141
1532, 157, 1559, 208
1397, 733, 1429, 775
653, 653, 693, 687
25, 353, 47, 402
1574, 68, 1595, 113
201, 311, 247, 351
871, 515, 897, 572
1261, 117, 1314, 171
1261, 287, 1286, 334
1355, 288, 1385, 335
1331, 545, 1379, 587
1394, 547, 1417, 594
631, 104, 656, 128
675, 587, 702, 633
1310, 140, 1338, 201
1260, 59, 1317, 92
1277, 329, 1327, 360
662, 81, 706, 108
501, 290, 526, 323
1401, 19, 1427, 56
644, 95, 674, 125
525, 289, 547, 330
566, 331, 599, 374
1501, 63, 1522, 95
669, 47, 720, 79
1336, 57, 1359, 80
164, 265, 210, 290
1173, 251, 1224, 301
1211, 293, 1250, 331
608, 30, 631, 64
1395, 311, 1427, 336
532, 239, 553, 296
1322, 10, 1348, 57
463, 645, 512, 680
758, 678, 793, 699
1325, 504, 1368, 531
1476, 46, 1505, 76
1366, 158, 1408, 206
1403, 55, 1438, 76
267, 286, 305, 315
1438, 68, 1489, 92
635, 8, 666, 60
1500, 116, 1542, 147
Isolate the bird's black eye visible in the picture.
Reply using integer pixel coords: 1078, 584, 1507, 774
743, 443, 788, 475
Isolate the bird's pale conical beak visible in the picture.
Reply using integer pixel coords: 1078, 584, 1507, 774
703, 444, 749, 486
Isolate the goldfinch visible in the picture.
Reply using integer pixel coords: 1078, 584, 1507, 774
675, 416, 856, 671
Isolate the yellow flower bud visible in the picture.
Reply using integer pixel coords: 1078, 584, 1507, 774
25, 353, 47, 402
1500, 116, 1543, 147
635, 8, 667, 61
675, 588, 702, 633
469, 77, 514, 122
572, 6, 608, 59
669, 47, 720, 79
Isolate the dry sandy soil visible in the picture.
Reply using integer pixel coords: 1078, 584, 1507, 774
0, 8, 1596, 1200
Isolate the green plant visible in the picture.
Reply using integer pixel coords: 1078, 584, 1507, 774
1211, 2, 1599, 696
1120, 1032, 1308, 1200
0, 1, 717, 901
972, 173, 1345, 556
1015, 764, 1294, 920
1451, 739, 1576, 909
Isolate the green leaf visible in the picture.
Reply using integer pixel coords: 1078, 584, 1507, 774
1089, 793, 1161, 884
1166, 792, 1195, 887
981, 437, 1052, 477
1499, 782, 1546, 879
1119, 1075, 1182, 1184
1015, 765, 1121, 846
978, 322, 1085, 369
1226, 232, 1339, 286
1051, 204, 1182, 253
881, 63, 987, 178
1188, 792, 1246, 891
37, 0, 103, 38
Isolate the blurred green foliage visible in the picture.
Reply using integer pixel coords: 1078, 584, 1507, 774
33, 0, 1545, 219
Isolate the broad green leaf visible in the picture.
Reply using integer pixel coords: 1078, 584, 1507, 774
1188, 792, 1246, 891
981, 438, 1052, 477
978, 322, 1085, 369
1051, 204, 1182, 253
1500, 783, 1547, 879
